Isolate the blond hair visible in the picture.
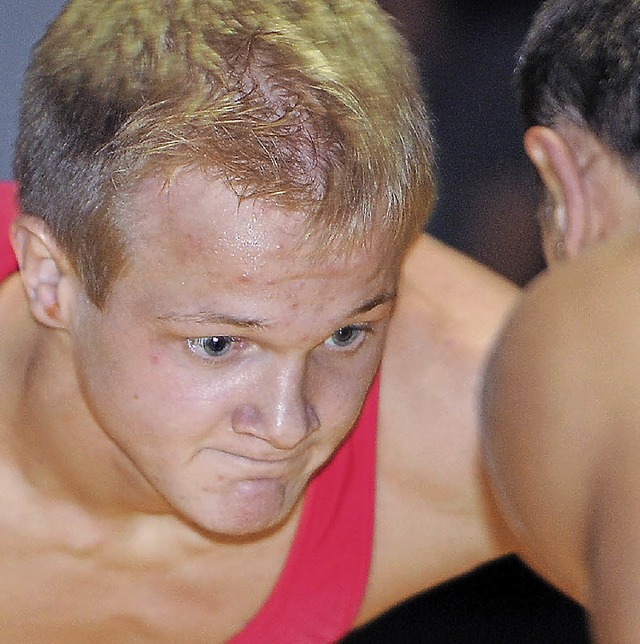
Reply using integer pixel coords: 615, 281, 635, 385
15, 0, 435, 306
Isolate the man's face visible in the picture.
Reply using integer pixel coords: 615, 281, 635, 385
69, 169, 398, 536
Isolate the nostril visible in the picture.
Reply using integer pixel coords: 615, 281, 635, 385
231, 404, 263, 436
306, 403, 320, 435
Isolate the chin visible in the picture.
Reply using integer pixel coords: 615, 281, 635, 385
178, 477, 301, 538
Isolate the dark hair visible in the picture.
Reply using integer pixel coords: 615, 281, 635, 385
517, 0, 640, 173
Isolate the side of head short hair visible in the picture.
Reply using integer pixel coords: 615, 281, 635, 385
517, 0, 640, 176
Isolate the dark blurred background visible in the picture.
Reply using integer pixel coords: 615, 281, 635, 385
380, 0, 546, 287
0, 0, 589, 641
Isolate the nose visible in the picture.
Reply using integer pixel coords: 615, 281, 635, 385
231, 360, 320, 450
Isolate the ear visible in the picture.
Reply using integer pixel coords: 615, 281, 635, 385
10, 216, 78, 329
524, 126, 589, 261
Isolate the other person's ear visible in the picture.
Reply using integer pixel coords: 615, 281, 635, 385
10, 215, 77, 329
524, 125, 588, 263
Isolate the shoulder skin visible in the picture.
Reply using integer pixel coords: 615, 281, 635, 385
357, 233, 520, 622
482, 232, 640, 619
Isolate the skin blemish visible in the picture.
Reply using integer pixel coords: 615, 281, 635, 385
44, 302, 60, 318
238, 272, 253, 284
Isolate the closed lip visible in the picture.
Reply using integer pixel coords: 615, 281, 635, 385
209, 448, 297, 465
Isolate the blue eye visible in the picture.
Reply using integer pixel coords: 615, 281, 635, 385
188, 336, 234, 358
325, 325, 368, 349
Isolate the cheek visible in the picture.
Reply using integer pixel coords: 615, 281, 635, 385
311, 352, 382, 443
72, 328, 194, 427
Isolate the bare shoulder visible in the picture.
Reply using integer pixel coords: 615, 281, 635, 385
358, 235, 519, 623
381, 234, 517, 416
481, 233, 640, 603
393, 234, 517, 335
381, 234, 518, 440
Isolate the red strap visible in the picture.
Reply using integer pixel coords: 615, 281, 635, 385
0, 182, 18, 277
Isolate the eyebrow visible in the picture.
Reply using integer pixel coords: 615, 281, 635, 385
157, 290, 397, 329
351, 290, 397, 316
157, 311, 268, 329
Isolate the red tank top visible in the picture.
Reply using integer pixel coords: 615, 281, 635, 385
0, 182, 17, 276
0, 180, 378, 642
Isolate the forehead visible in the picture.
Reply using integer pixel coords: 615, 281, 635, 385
115, 169, 397, 308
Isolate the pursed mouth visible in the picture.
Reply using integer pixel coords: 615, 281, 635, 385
208, 447, 299, 466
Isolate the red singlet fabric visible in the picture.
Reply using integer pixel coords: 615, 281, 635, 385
0, 182, 18, 276
0, 180, 378, 643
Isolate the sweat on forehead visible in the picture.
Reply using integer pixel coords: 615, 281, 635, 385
123, 168, 394, 269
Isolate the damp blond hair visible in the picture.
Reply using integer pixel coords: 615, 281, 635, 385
15, 0, 436, 306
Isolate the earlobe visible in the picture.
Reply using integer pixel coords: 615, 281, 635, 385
524, 126, 588, 261
11, 216, 76, 329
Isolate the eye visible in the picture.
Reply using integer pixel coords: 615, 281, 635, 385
187, 336, 235, 359
325, 325, 369, 350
